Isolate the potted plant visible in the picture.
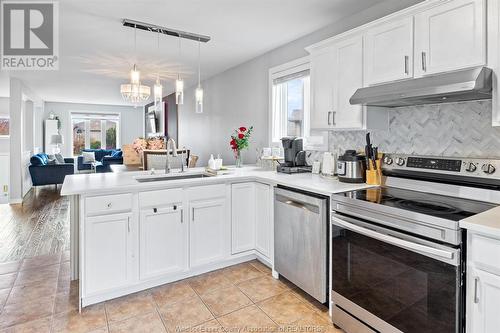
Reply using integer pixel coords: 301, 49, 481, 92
230, 126, 253, 167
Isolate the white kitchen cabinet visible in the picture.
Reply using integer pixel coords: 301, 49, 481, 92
84, 212, 134, 295
310, 47, 335, 129
467, 267, 500, 333
139, 204, 186, 280
364, 17, 414, 85
414, 0, 486, 77
466, 231, 500, 333
308, 34, 387, 131
331, 35, 365, 129
189, 185, 228, 268
231, 183, 256, 254
254, 183, 272, 259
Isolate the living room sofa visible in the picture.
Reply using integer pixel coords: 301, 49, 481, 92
29, 153, 75, 186
77, 149, 123, 173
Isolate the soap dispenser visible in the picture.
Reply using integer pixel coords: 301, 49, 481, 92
208, 154, 216, 170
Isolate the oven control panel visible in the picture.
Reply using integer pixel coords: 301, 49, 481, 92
382, 154, 500, 180
406, 157, 462, 171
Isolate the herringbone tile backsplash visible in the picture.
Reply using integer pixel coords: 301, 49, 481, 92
328, 100, 500, 158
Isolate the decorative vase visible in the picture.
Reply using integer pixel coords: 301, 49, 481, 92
235, 150, 243, 168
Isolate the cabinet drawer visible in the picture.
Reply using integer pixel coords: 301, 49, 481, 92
139, 188, 183, 208
470, 233, 500, 270
85, 193, 133, 216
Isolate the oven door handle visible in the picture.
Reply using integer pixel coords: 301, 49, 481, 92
332, 216, 455, 260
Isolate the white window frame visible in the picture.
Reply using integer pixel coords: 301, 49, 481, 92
70, 111, 121, 156
268, 56, 311, 145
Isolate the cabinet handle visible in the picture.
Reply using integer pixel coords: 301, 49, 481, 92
192, 207, 195, 221
327, 111, 332, 125
107, 202, 112, 208
180, 209, 183, 223
404, 55, 409, 75
421, 51, 427, 72
127, 217, 130, 233
474, 277, 480, 303
332, 111, 336, 126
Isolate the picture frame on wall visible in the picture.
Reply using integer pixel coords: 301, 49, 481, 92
0, 116, 9, 137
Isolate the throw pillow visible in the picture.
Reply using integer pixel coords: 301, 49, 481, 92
47, 154, 59, 165
82, 151, 96, 164
111, 150, 123, 158
54, 153, 65, 164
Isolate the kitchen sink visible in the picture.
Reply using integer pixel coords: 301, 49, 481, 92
135, 173, 213, 183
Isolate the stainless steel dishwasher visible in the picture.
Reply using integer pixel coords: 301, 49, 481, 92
274, 186, 328, 303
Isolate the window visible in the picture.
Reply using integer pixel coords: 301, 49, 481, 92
270, 58, 310, 143
0, 116, 9, 137
71, 113, 120, 155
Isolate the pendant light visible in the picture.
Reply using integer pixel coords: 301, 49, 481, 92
195, 39, 204, 114
121, 25, 150, 104
153, 30, 163, 112
175, 36, 184, 105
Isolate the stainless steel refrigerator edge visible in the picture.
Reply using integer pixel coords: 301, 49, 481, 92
274, 186, 328, 303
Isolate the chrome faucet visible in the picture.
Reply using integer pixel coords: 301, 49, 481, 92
165, 137, 178, 174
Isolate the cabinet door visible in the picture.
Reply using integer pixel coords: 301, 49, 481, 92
139, 205, 186, 280
414, 0, 485, 77
364, 17, 414, 85
468, 267, 500, 333
190, 198, 226, 267
255, 183, 271, 258
231, 183, 255, 254
332, 36, 364, 129
310, 48, 335, 129
85, 213, 133, 295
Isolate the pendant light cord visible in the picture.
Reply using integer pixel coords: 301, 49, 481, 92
197, 39, 201, 87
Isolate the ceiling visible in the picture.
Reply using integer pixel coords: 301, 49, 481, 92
5, 0, 388, 105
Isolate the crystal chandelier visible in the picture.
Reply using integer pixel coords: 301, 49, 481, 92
120, 25, 151, 104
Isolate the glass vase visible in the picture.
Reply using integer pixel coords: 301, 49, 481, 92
235, 150, 243, 168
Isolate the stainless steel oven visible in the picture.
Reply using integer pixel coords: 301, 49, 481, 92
330, 212, 463, 333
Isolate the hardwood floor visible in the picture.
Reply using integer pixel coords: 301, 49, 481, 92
0, 186, 69, 262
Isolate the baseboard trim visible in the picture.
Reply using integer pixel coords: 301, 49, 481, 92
9, 198, 22, 204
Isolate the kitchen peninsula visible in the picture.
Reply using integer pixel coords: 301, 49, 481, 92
61, 166, 369, 308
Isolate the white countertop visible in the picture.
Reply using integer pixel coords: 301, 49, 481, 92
61, 166, 371, 197
460, 206, 500, 239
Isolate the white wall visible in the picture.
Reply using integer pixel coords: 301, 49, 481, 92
10, 78, 44, 203
0, 97, 9, 203
179, 0, 423, 166
43, 102, 144, 157
0, 97, 9, 153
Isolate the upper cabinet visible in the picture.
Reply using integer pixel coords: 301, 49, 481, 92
331, 36, 365, 129
364, 17, 414, 86
310, 48, 335, 130
414, 0, 486, 77
306, 0, 491, 129
309, 36, 388, 130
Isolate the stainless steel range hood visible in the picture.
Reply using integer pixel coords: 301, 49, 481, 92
350, 67, 492, 107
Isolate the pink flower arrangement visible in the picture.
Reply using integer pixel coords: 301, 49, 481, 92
132, 138, 148, 155
147, 137, 165, 150
132, 136, 166, 156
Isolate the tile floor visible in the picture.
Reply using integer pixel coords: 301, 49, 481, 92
0, 254, 342, 333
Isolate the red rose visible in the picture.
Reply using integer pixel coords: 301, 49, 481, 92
239, 127, 247, 132
230, 139, 236, 145
238, 133, 244, 139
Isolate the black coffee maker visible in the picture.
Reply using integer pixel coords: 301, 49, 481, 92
277, 137, 312, 174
